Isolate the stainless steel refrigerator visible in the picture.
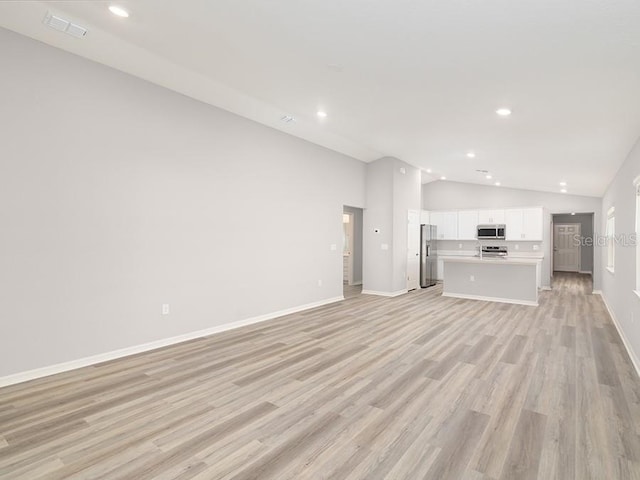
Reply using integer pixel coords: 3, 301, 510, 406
420, 224, 438, 288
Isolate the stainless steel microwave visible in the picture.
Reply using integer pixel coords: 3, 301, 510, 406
477, 224, 506, 240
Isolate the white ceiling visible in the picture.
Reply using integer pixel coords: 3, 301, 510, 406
2, 0, 640, 196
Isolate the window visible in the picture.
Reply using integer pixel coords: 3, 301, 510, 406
606, 206, 615, 273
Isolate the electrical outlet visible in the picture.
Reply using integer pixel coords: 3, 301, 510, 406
533, 245, 540, 251
330, 244, 337, 251
459, 243, 463, 249
162, 304, 170, 315
381, 243, 389, 250
514, 244, 519, 250
470, 275, 475, 282
317, 279, 323, 287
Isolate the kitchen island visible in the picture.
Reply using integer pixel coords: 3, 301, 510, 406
442, 256, 539, 306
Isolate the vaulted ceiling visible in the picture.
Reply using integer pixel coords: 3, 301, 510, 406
2, 0, 640, 196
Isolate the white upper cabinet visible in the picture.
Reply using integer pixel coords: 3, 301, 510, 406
505, 209, 524, 240
430, 211, 458, 239
457, 210, 479, 240
478, 209, 505, 224
505, 207, 543, 241
522, 207, 544, 240
429, 207, 543, 241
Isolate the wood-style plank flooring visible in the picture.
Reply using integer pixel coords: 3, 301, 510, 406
1, 272, 639, 479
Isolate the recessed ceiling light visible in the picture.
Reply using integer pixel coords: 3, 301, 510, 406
561, 188, 567, 193
316, 111, 328, 118
496, 108, 512, 117
108, 5, 129, 17
495, 182, 501, 186
486, 174, 493, 180
426, 168, 432, 173
571, 212, 576, 215
467, 152, 476, 158
559, 181, 567, 186
440, 176, 447, 180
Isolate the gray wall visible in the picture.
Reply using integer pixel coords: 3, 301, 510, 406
0, 28, 366, 377
363, 159, 394, 292
553, 213, 594, 273
343, 206, 363, 284
422, 181, 602, 289
363, 157, 421, 294
601, 136, 640, 370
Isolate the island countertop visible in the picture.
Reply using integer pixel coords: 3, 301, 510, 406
442, 256, 541, 266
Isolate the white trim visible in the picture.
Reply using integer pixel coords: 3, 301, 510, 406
592, 289, 603, 295
361, 289, 407, 297
579, 270, 593, 275
634, 290, 640, 301
541, 286, 552, 291
596, 292, 640, 379
633, 175, 640, 187
351, 281, 363, 286
607, 266, 615, 274
607, 206, 615, 217
0, 296, 344, 388
441, 292, 538, 307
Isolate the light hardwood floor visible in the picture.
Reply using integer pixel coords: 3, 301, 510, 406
1, 272, 639, 479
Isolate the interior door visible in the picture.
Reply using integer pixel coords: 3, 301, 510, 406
342, 212, 354, 285
553, 224, 581, 272
407, 210, 420, 290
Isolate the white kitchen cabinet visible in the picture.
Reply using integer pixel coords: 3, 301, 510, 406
505, 207, 543, 241
522, 208, 544, 241
430, 211, 458, 240
420, 210, 430, 224
478, 209, 505, 224
457, 210, 479, 240
505, 209, 524, 240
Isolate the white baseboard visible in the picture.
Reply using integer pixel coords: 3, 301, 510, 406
0, 295, 344, 388
541, 286, 552, 291
595, 292, 640, 379
351, 281, 363, 286
579, 270, 593, 275
592, 289, 603, 295
361, 289, 407, 298
442, 292, 538, 307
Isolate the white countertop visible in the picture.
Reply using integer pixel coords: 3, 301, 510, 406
442, 256, 540, 266
437, 250, 544, 261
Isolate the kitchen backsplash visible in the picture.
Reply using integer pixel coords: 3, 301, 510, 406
436, 240, 543, 253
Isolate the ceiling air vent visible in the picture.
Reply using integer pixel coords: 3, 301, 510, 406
43, 11, 87, 39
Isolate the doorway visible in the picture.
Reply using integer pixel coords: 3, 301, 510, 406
551, 212, 595, 291
343, 206, 363, 298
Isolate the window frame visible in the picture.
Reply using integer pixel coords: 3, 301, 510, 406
606, 206, 615, 274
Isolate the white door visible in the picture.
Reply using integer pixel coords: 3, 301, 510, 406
553, 224, 581, 272
343, 212, 354, 285
407, 210, 420, 290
